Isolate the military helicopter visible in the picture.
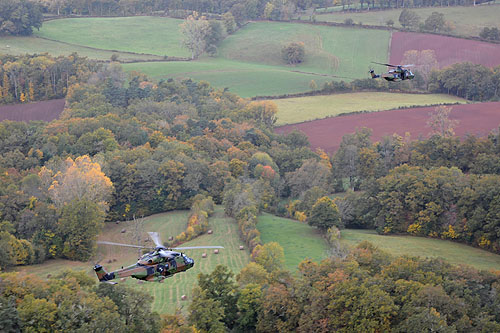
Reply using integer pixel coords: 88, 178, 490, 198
369, 62, 415, 82
93, 232, 223, 283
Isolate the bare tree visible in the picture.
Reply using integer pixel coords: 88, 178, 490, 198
427, 105, 459, 138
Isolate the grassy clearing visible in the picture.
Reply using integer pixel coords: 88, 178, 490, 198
0, 36, 164, 62
35, 16, 189, 58
341, 229, 500, 271
315, 4, 500, 37
15, 207, 250, 314
272, 92, 467, 125
257, 213, 328, 271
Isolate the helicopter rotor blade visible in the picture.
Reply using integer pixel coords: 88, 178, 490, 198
148, 232, 163, 248
171, 246, 224, 250
97, 241, 147, 249
372, 61, 398, 67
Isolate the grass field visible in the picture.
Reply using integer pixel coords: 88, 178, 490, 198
123, 21, 390, 97
314, 4, 500, 37
0, 36, 164, 62
35, 16, 189, 58
218, 21, 391, 79
257, 213, 328, 271
272, 92, 466, 125
15, 207, 250, 314
122, 58, 334, 97
341, 229, 500, 271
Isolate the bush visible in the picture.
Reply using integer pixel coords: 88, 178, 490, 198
281, 42, 305, 65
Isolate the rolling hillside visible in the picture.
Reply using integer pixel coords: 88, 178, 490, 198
15, 207, 250, 314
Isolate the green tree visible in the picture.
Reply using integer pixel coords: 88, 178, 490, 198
0, 0, 43, 36
399, 9, 420, 30
17, 294, 57, 333
253, 242, 285, 273
197, 265, 239, 329
188, 287, 225, 333
424, 12, 447, 33
307, 196, 342, 231
0, 296, 21, 332
180, 12, 211, 59
96, 283, 160, 332
281, 42, 305, 65
237, 283, 262, 332
58, 198, 105, 261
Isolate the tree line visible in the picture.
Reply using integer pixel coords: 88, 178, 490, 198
0, 0, 42, 36
0, 54, 99, 104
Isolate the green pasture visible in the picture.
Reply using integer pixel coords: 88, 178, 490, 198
122, 58, 333, 97
257, 213, 328, 271
314, 4, 500, 37
341, 229, 500, 271
0, 36, 163, 62
15, 207, 250, 315
218, 21, 391, 79
35, 16, 189, 58
272, 92, 466, 125
123, 21, 390, 97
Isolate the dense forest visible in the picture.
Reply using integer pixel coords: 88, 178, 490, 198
0, 6, 500, 325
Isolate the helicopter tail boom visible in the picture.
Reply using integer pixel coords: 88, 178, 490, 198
94, 264, 115, 282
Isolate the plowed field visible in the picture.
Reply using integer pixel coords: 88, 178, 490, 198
390, 32, 500, 68
275, 102, 500, 152
0, 99, 65, 122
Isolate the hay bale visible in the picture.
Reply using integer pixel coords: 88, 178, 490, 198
202, 253, 207, 258
181, 295, 187, 301
214, 249, 219, 254
120, 278, 126, 282
168, 236, 174, 241
121, 229, 126, 233
207, 229, 213, 234
239, 245, 244, 250
107, 259, 113, 264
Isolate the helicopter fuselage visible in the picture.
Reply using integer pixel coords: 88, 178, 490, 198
94, 249, 195, 283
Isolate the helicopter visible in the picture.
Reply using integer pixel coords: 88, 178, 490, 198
369, 62, 415, 82
93, 232, 223, 283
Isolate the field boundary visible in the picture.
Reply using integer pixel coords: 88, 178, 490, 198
34, 36, 192, 62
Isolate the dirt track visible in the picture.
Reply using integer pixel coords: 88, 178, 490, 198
390, 32, 500, 68
0, 99, 65, 122
275, 102, 500, 152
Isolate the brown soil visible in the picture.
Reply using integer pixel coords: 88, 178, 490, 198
0, 99, 65, 122
275, 102, 500, 152
390, 32, 500, 68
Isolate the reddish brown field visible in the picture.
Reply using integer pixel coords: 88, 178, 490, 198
390, 32, 500, 68
0, 99, 65, 123
275, 102, 500, 153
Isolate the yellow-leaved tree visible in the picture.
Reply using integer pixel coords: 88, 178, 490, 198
39, 155, 114, 211
39, 156, 114, 260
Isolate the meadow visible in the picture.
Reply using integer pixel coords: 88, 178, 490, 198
124, 21, 390, 97
257, 213, 329, 271
35, 16, 189, 58
0, 36, 164, 62
314, 4, 500, 37
341, 229, 500, 271
15, 207, 250, 314
272, 92, 466, 125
